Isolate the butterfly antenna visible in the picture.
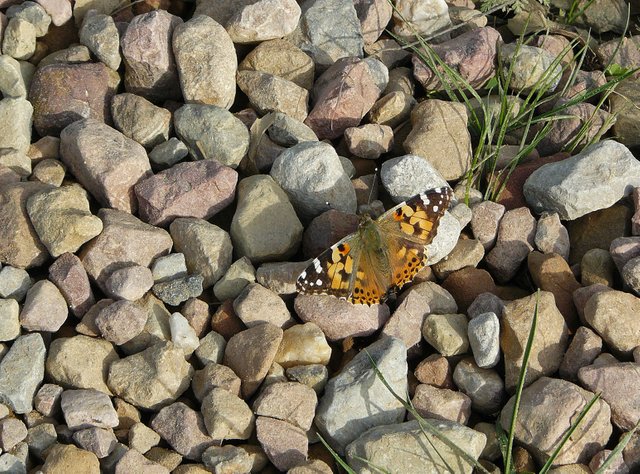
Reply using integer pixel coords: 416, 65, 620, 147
367, 168, 379, 206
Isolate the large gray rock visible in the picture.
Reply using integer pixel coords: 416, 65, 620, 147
0, 333, 45, 413
524, 140, 640, 220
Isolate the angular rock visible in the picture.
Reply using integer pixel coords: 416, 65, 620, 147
201, 387, 254, 440
48, 253, 95, 317
111, 93, 171, 149
19, 279, 68, 332
61, 389, 118, 430
0, 333, 45, 413
151, 402, 215, 460
79, 11, 120, 70
584, 290, 640, 356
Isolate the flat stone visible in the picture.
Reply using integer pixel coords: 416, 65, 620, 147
173, 103, 249, 169
61, 389, 118, 430
150, 402, 215, 460
19, 279, 68, 332
60, 119, 151, 213
411, 383, 472, 424
169, 217, 233, 289
253, 381, 317, 431
135, 160, 238, 226
346, 420, 485, 473
213, 257, 255, 301
202, 445, 252, 474
173, 15, 236, 108
80, 208, 172, 292
26, 184, 103, 257
111, 93, 171, 149
104, 265, 154, 301
559, 326, 602, 382
107, 342, 193, 410
149, 138, 189, 169
524, 141, 640, 220
315, 336, 407, 454
0, 333, 45, 413
237, 70, 309, 122
226, 0, 300, 43
40, 443, 99, 474
500, 377, 611, 465
120, 10, 182, 101
29, 63, 118, 136
233, 283, 294, 328
584, 290, 640, 356
46, 335, 119, 394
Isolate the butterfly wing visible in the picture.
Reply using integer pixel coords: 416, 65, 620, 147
296, 233, 362, 301
376, 187, 453, 292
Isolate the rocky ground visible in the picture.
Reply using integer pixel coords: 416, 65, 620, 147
0, 0, 640, 473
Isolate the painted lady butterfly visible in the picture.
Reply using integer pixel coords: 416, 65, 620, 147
296, 187, 453, 305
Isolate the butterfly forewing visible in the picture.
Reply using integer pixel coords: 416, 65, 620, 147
296, 187, 453, 305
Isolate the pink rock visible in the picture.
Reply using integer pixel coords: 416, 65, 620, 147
302, 209, 359, 259
354, 0, 393, 45
79, 208, 172, 292
256, 416, 308, 471
470, 201, 505, 250
19, 279, 68, 332
412, 26, 501, 90
104, 265, 154, 301
253, 382, 318, 431
150, 402, 216, 460
305, 57, 385, 140
48, 253, 95, 317
60, 119, 151, 214
135, 160, 238, 227
120, 10, 183, 101
382, 289, 430, 350
95, 300, 147, 345
61, 389, 119, 430
36, 0, 72, 26
115, 448, 169, 474
572, 284, 613, 325
411, 383, 472, 424
29, 62, 118, 136
610, 236, 640, 273
294, 294, 390, 341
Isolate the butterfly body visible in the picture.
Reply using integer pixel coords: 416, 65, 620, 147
297, 187, 453, 305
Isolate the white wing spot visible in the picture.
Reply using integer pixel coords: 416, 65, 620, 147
313, 259, 322, 273
300, 271, 307, 279
433, 205, 439, 212
315, 279, 323, 286
308, 281, 314, 286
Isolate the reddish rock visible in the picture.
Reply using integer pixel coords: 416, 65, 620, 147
135, 160, 237, 227
441, 267, 497, 313
49, 252, 95, 317
60, 119, 151, 214
120, 10, 183, 101
414, 354, 454, 389
29, 62, 119, 136
302, 210, 359, 259
255, 416, 308, 471
305, 57, 384, 140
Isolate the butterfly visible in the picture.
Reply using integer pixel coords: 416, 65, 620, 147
296, 187, 453, 305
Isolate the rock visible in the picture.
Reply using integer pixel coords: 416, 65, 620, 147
468, 311, 501, 368
225, 0, 301, 44
169, 217, 233, 289
173, 103, 249, 169
29, 63, 117, 136
201, 387, 254, 440
0, 54, 28, 99
0, 333, 45, 413
255, 416, 307, 471
135, 160, 238, 227
120, 10, 182, 101
223, 323, 283, 398
192, 363, 241, 402
411, 383, 472, 424
0, 266, 32, 301
572, 0, 627, 33
453, 357, 505, 415
412, 27, 500, 90
344, 123, 393, 159
231, 175, 303, 263
304, 57, 384, 139
271, 141, 357, 220
423, 312, 469, 357
368, 90, 416, 128
525, 141, 640, 220
46, 335, 118, 394
6, 1, 50, 37
149, 138, 189, 169
95, 300, 148, 345
111, 93, 171, 149
151, 253, 188, 283
60, 119, 151, 213
202, 445, 252, 474
114, 448, 169, 474
0, 98, 30, 156
392, 0, 451, 39
485, 207, 536, 283
468, 292, 505, 319
40, 444, 99, 473
535, 212, 570, 261
169, 312, 199, 356
432, 238, 484, 279
559, 326, 602, 382
107, 342, 193, 410
0, 298, 19, 341
500, 377, 611, 465
500, 43, 562, 94
239, 39, 314, 90
584, 290, 640, 356
80, 209, 172, 292
622, 256, 640, 295
19, 279, 68, 332
441, 267, 497, 312
414, 354, 454, 389
253, 381, 317, 430
501, 292, 569, 391
26, 184, 103, 257
295, 294, 390, 340
104, 265, 154, 301
213, 257, 255, 301
34, 383, 63, 417
315, 336, 407, 454
49, 253, 95, 317
0, 417, 27, 451
79, 11, 120, 70
194, 331, 226, 366
61, 389, 118, 430
151, 402, 215, 460
609, 77, 640, 148
128, 423, 159, 454
2, 18, 36, 60
233, 283, 294, 328
36, 0, 71, 26
274, 322, 331, 368
30, 158, 66, 186
346, 420, 485, 473
289, 0, 363, 70
581, 248, 616, 287
173, 15, 236, 108
470, 201, 505, 250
